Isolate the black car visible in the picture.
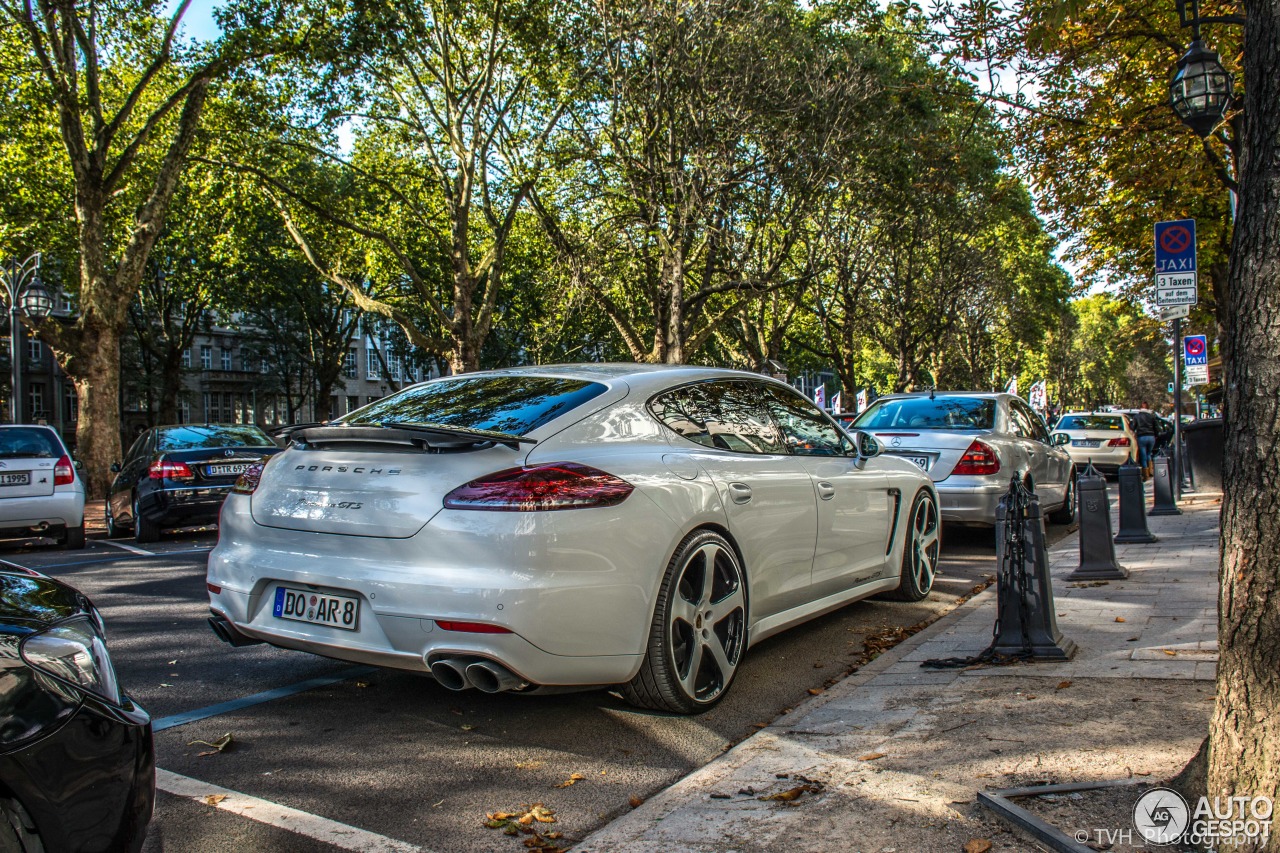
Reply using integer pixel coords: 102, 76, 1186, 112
106, 423, 283, 543
0, 564, 154, 852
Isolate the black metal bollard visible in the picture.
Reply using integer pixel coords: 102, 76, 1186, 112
1150, 455, 1182, 516
1114, 461, 1157, 544
991, 482, 1077, 661
1066, 464, 1128, 581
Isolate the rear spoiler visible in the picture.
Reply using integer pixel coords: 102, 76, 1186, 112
291, 423, 535, 451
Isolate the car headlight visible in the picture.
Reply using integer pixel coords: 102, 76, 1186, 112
20, 617, 123, 706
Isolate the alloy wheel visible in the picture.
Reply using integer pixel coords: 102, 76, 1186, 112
910, 494, 940, 593
667, 540, 746, 704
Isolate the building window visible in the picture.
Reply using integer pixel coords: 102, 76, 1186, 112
63, 385, 78, 423
346, 395, 359, 414
261, 358, 269, 374
182, 348, 192, 368
27, 339, 41, 363
221, 347, 233, 371
344, 349, 357, 379
179, 400, 190, 424
366, 347, 379, 380
204, 391, 216, 422
27, 384, 44, 421
200, 345, 212, 369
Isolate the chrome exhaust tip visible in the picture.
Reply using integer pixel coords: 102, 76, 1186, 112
207, 613, 264, 647
429, 658, 472, 691
465, 660, 526, 693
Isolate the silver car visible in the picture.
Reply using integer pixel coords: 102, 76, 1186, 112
207, 365, 939, 714
0, 424, 86, 549
850, 392, 1075, 526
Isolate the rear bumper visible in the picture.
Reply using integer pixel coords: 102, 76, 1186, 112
138, 485, 232, 528
933, 479, 1006, 525
0, 490, 85, 533
0, 698, 153, 853
1062, 445, 1133, 472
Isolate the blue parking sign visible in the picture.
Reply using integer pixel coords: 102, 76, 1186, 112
1155, 220, 1197, 273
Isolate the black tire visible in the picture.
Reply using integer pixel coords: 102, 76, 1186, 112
883, 489, 940, 602
105, 501, 125, 538
133, 497, 160, 544
1049, 469, 1076, 525
0, 797, 45, 853
58, 524, 86, 550
622, 529, 748, 714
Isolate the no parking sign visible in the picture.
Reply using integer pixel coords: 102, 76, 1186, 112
1154, 219, 1198, 307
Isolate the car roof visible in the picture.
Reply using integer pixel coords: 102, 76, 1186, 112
0, 565, 91, 632
869, 392, 1008, 401
434, 363, 795, 396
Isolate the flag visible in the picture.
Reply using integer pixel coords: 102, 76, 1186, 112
856, 389, 868, 413
813, 384, 825, 409
830, 391, 843, 413
1005, 376, 1018, 396
1028, 380, 1048, 411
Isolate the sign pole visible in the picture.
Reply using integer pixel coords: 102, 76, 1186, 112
1173, 317, 1183, 501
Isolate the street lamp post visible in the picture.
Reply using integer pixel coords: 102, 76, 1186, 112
1, 253, 54, 423
1169, 0, 1243, 138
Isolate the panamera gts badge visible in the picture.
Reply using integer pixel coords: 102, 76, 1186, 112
295, 497, 363, 510
294, 465, 402, 475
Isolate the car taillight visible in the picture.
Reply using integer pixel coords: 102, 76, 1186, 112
54, 455, 75, 486
149, 459, 194, 480
952, 440, 1000, 476
1107, 437, 1131, 447
443, 462, 634, 511
231, 461, 267, 495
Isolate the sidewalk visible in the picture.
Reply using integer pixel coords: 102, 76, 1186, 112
578, 498, 1221, 853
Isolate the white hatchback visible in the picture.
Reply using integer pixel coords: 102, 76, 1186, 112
0, 425, 86, 548
207, 365, 940, 713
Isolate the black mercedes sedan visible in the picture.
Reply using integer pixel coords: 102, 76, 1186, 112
106, 424, 282, 543
0, 564, 154, 852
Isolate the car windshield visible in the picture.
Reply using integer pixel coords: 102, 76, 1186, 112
342, 375, 608, 436
853, 397, 995, 430
157, 425, 277, 451
1056, 415, 1123, 431
0, 427, 63, 458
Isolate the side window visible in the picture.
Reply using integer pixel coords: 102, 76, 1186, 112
649, 381, 786, 454
760, 385, 852, 457
125, 432, 149, 463
1009, 403, 1038, 440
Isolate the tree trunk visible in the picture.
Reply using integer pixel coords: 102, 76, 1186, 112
74, 321, 123, 498
1206, 5, 1280, 851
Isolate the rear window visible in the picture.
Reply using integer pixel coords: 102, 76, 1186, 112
853, 397, 995, 430
157, 425, 277, 451
0, 428, 64, 459
342, 375, 608, 435
1056, 415, 1123, 431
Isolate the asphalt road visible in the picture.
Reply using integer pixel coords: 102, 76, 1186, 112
2, 516, 1076, 853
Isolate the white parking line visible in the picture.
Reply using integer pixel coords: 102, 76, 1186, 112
157, 769, 429, 852
100, 540, 154, 556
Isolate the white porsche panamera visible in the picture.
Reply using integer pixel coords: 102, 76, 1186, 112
206, 365, 940, 713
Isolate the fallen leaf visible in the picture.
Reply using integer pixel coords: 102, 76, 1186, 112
461, 724, 474, 731
167, 660, 178, 665
858, 753, 886, 761
628, 795, 645, 808
204, 794, 227, 806
355, 680, 370, 688
189, 733, 234, 757
759, 782, 823, 802
553, 773, 585, 789
1115, 617, 1126, 623
1163, 650, 1178, 656
1056, 680, 1072, 690
515, 760, 544, 771
964, 839, 993, 853
160, 683, 172, 688
807, 688, 824, 696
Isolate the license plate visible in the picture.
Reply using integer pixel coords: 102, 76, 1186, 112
206, 463, 250, 476
0, 472, 30, 486
273, 587, 359, 631
1072, 439, 1101, 448
891, 454, 930, 471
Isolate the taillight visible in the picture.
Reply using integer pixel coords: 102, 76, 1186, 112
443, 462, 634, 511
149, 459, 194, 480
231, 460, 267, 495
1107, 437, 1131, 447
952, 440, 1000, 476
54, 455, 75, 486
435, 620, 513, 634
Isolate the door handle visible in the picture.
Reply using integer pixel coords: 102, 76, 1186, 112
728, 483, 752, 504
816, 481, 836, 500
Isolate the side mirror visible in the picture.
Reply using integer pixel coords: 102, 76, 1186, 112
852, 430, 881, 460
109, 462, 121, 473
1050, 433, 1070, 447
73, 460, 83, 470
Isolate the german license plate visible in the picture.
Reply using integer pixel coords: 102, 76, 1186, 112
273, 587, 359, 631
0, 472, 30, 486
895, 454, 929, 471
206, 463, 250, 477
1072, 439, 1101, 448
